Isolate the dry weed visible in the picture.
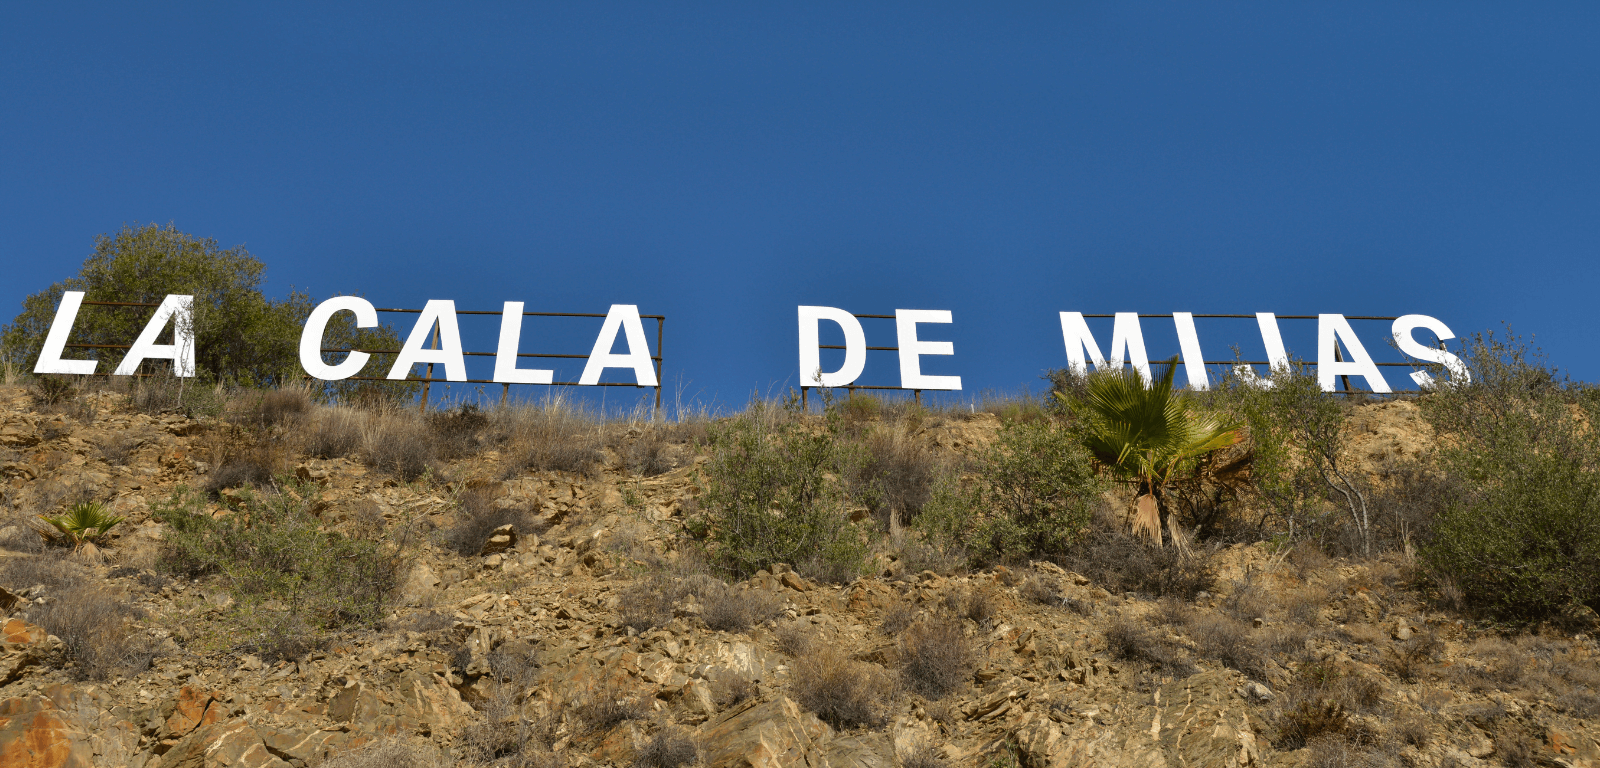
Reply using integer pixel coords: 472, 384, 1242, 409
898, 616, 971, 699
790, 645, 895, 728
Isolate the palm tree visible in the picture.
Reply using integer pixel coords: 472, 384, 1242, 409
1063, 357, 1241, 546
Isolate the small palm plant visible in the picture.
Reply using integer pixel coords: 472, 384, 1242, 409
31, 501, 126, 551
1064, 357, 1242, 546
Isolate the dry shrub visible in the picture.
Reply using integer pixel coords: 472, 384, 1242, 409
306, 408, 364, 459
849, 428, 941, 526
619, 428, 680, 477
1273, 663, 1384, 749
1019, 576, 1062, 607
206, 454, 275, 494
961, 586, 998, 628
1391, 715, 1429, 747
573, 681, 647, 733
777, 624, 814, 657
30, 583, 157, 680
0, 554, 89, 591
97, 433, 140, 466
429, 403, 492, 460
790, 645, 894, 728
632, 725, 698, 768
1189, 615, 1269, 680
362, 413, 437, 481
700, 584, 783, 634
1103, 616, 1195, 676
1283, 584, 1333, 626
439, 488, 538, 556
898, 617, 971, 699
712, 673, 757, 708
880, 600, 918, 636
1384, 631, 1443, 683
900, 741, 949, 768
319, 739, 448, 768
232, 388, 311, 430
620, 574, 680, 633
1061, 520, 1215, 599
501, 404, 604, 479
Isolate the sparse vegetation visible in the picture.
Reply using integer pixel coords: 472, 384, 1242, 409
790, 644, 895, 728
898, 616, 971, 699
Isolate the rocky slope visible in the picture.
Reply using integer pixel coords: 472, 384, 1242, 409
0, 387, 1592, 768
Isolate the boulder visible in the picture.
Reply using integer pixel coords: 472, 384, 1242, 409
152, 720, 288, 768
0, 696, 94, 768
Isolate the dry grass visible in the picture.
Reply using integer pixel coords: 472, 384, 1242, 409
231, 387, 311, 430
899, 741, 949, 768
573, 681, 647, 734
438, 487, 540, 556
776, 624, 814, 657
619, 574, 682, 632
319, 739, 449, 768
880, 599, 918, 636
632, 725, 698, 768
712, 672, 757, 708
1188, 614, 1270, 680
699, 583, 784, 634
1103, 616, 1195, 676
498, 401, 606, 479
361, 411, 437, 481
28, 581, 157, 680
790, 644, 895, 728
898, 617, 971, 699
305, 407, 364, 459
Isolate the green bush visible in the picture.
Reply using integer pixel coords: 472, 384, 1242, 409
151, 479, 407, 658
1420, 331, 1600, 623
694, 398, 872, 581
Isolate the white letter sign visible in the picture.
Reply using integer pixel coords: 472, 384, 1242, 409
1392, 314, 1470, 388
34, 291, 98, 375
388, 300, 466, 382
579, 304, 657, 386
1318, 314, 1391, 393
493, 302, 555, 385
1058, 311, 1151, 383
797, 306, 866, 387
113, 294, 196, 377
300, 296, 377, 380
895, 309, 961, 390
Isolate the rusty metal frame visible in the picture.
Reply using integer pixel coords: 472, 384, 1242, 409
58, 301, 666, 411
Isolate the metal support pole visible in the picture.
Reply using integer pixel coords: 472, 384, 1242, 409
1335, 345, 1353, 393
501, 382, 509, 406
654, 317, 664, 417
801, 387, 807, 410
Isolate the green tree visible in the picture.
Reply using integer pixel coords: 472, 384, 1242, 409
1, 223, 411, 399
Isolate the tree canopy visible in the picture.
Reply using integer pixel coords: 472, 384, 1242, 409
2, 223, 408, 396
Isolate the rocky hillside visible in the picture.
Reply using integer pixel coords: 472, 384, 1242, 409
0, 385, 1593, 768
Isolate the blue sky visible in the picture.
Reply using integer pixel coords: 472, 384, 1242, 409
4, 4, 1597, 410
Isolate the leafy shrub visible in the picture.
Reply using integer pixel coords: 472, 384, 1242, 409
790, 645, 894, 728
152, 481, 404, 659
898, 617, 971, 699
1420, 331, 1600, 622
695, 400, 871, 580
32, 501, 125, 549
633, 726, 698, 768
911, 420, 1105, 566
